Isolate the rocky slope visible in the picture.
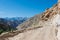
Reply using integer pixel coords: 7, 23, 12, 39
17, 4, 57, 30
0, 2, 60, 40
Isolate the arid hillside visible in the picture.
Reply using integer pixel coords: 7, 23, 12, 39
17, 4, 57, 30
0, 1, 60, 40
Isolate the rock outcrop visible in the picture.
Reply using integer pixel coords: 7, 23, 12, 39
0, 0, 59, 40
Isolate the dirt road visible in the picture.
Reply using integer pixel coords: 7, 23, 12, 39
7, 25, 57, 40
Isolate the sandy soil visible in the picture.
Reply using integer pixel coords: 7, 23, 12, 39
57, 27, 60, 40
7, 25, 57, 40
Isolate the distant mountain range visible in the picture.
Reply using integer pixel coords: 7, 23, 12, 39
0, 17, 28, 34
4, 17, 28, 27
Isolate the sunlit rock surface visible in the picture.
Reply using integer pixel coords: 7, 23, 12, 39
0, 0, 60, 40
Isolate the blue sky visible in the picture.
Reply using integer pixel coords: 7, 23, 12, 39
0, 0, 57, 18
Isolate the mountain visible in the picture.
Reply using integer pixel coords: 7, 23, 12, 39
0, 1, 59, 40
0, 17, 28, 34
17, 4, 57, 30
4, 17, 28, 28
0, 3, 58, 40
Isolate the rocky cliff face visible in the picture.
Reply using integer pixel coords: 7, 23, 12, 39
0, 2, 59, 40
17, 4, 57, 30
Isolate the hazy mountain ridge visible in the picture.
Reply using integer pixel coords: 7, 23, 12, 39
0, 17, 28, 34
0, 17, 27, 27
4, 17, 28, 28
